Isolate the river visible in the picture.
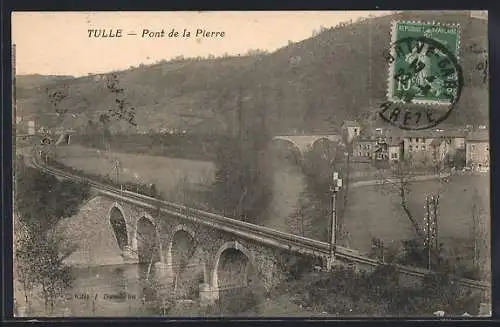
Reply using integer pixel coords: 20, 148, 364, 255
265, 158, 307, 234
17, 261, 264, 317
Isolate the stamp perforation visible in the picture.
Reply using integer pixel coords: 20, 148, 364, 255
397, 20, 462, 61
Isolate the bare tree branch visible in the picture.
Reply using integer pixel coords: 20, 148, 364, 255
375, 157, 424, 238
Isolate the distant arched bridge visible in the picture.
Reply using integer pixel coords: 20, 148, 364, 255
271, 135, 343, 157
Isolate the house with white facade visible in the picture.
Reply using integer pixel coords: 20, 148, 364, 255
341, 120, 361, 144
466, 130, 490, 172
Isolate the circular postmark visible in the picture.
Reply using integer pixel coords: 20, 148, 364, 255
380, 36, 464, 130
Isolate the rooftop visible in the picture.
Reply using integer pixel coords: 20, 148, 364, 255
466, 130, 489, 142
387, 129, 469, 139
342, 120, 361, 128
353, 135, 379, 142
387, 137, 403, 147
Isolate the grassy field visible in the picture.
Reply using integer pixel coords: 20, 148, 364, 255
343, 174, 490, 255
54, 145, 215, 203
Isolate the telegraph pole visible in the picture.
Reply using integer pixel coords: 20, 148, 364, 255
433, 195, 440, 253
424, 195, 431, 270
423, 194, 439, 270
327, 172, 343, 271
339, 151, 350, 242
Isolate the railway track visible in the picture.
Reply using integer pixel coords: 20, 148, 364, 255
30, 154, 490, 292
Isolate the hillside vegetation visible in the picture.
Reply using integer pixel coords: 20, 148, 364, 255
16, 11, 488, 135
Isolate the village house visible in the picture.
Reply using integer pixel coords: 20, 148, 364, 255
373, 141, 389, 161
466, 130, 490, 172
373, 134, 398, 162
387, 128, 467, 165
344, 119, 469, 167
386, 137, 404, 163
351, 128, 400, 162
352, 135, 377, 160
403, 132, 436, 164
16, 119, 37, 136
429, 138, 451, 170
341, 120, 361, 144
439, 129, 467, 154
361, 125, 400, 162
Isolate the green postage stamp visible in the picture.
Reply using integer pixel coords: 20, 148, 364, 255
387, 21, 461, 105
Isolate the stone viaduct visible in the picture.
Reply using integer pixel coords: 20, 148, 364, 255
42, 144, 489, 309
62, 191, 298, 307
62, 189, 489, 309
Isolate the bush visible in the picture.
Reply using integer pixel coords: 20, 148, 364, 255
202, 288, 263, 316
277, 252, 319, 281
290, 264, 481, 317
366, 264, 400, 301
446, 149, 466, 169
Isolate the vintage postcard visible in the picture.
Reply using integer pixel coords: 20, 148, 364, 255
12, 10, 490, 318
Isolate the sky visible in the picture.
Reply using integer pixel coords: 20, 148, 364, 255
12, 11, 394, 77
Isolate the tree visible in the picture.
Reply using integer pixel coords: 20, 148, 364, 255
106, 73, 137, 128
374, 156, 454, 270
14, 213, 35, 311
212, 137, 272, 222
43, 84, 70, 158
84, 73, 138, 149
370, 237, 386, 263
447, 149, 466, 170
211, 87, 272, 223
14, 155, 91, 315
46, 84, 69, 118
286, 197, 312, 237
375, 156, 424, 238
16, 230, 75, 314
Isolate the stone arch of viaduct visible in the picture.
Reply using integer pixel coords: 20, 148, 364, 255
105, 199, 286, 306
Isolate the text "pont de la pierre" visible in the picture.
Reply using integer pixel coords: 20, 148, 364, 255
87, 29, 225, 38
